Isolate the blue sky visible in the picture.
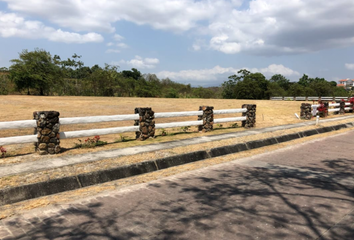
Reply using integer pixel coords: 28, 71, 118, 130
1, 0, 354, 87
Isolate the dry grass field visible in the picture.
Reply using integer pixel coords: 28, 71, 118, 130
0, 95, 339, 159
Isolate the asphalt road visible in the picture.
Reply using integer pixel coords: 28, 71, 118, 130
1, 130, 354, 240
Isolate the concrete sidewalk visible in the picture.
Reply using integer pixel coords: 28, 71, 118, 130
1, 115, 354, 178
1, 129, 353, 239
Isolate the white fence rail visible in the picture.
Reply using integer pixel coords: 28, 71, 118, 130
271, 96, 350, 101
311, 102, 353, 115
0, 108, 248, 146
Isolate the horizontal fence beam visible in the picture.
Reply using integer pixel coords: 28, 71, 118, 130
214, 109, 247, 114
272, 96, 351, 101
328, 108, 340, 112
0, 120, 36, 130
312, 102, 352, 108
155, 120, 203, 129
60, 114, 139, 125
0, 108, 247, 130
154, 111, 202, 118
0, 135, 37, 145
59, 126, 140, 139
214, 117, 247, 123
0, 107, 250, 146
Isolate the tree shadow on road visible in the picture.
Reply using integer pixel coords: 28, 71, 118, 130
3, 158, 354, 240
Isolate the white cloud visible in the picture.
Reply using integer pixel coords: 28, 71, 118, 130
2, 0, 354, 55
120, 56, 159, 69
345, 63, 354, 70
255, 64, 300, 76
158, 64, 299, 82
116, 42, 128, 48
158, 66, 238, 81
207, 0, 354, 55
0, 11, 103, 43
106, 49, 120, 53
192, 44, 201, 51
113, 34, 124, 41
3, 0, 238, 32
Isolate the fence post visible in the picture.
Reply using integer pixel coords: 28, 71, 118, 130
33, 111, 60, 155
339, 101, 345, 114
242, 104, 256, 128
300, 103, 312, 120
317, 101, 328, 118
198, 106, 214, 132
134, 107, 155, 140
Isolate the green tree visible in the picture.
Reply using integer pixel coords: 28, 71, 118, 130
269, 74, 290, 90
9, 49, 62, 95
333, 87, 348, 97
122, 68, 142, 80
288, 83, 304, 97
298, 74, 310, 87
222, 70, 268, 99
309, 81, 332, 97
267, 82, 286, 97
222, 69, 251, 99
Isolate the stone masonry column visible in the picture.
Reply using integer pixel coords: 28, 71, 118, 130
339, 101, 345, 115
318, 101, 328, 118
198, 106, 214, 132
242, 104, 256, 128
300, 103, 312, 120
134, 107, 155, 140
33, 111, 60, 155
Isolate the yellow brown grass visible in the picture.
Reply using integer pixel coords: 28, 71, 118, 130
0, 95, 329, 158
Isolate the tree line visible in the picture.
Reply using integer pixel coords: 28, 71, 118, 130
221, 69, 348, 99
0, 49, 349, 99
0, 49, 218, 98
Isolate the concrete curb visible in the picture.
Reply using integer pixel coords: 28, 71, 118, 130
1, 122, 353, 206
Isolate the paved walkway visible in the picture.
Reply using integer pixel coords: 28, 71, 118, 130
1, 130, 354, 239
1, 115, 354, 178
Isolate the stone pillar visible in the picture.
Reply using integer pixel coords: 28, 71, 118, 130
339, 101, 345, 114
33, 111, 60, 155
318, 101, 328, 118
134, 107, 155, 140
242, 104, 256, 128
300, 103, 312, 120
198, 106, 214, 132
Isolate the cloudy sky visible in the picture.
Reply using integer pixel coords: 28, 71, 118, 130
0, 0, 354, 86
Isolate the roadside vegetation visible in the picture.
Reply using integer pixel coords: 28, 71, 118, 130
0, 48, 349, 99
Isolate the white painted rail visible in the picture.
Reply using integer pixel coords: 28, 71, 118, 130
155, 111, 202, 118
155, 120, 203, 129
214, 109, 247, 114
0, 120, 36, 130
0, 135, 38, 146
311, 102, 353, 115
0, 107, 248, 146
60, 114, 139, 125
214, 117, 247, 123
59, 126, 139, 139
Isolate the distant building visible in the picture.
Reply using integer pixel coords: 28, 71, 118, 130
338, 78, 354, 90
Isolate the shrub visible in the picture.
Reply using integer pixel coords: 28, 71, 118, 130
180, 126, 190, 133
119, 134, 128, 142
160, 128, 167, 136
75, 135, 107, 148
0, 146, 6, 157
